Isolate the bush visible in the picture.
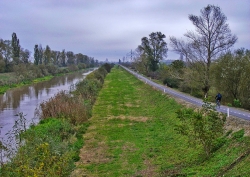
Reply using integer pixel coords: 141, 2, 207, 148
102, 63, 113, 73
68, 64, 79, 72
78, 63, 86, 70
39, 91, 91, 125
46, 64, 59, 75
86, 64, 111, 84
163, 77, 180, 88
38, 64, 49, 76
176, 101, 226, 157
0, 60, 6, 73
73, 79, 102, 104
233, 99, 241, 107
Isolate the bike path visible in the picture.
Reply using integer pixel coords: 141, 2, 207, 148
121, 65, 250, 121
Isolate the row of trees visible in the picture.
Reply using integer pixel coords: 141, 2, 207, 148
129, 4, 249, 109
0, 33, 98, 73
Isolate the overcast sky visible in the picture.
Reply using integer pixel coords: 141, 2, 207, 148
0, 0, 249, 62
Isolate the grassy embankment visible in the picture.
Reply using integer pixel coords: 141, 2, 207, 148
72, 66, 250, 176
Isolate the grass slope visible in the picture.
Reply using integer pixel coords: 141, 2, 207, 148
72, 66, 250, 177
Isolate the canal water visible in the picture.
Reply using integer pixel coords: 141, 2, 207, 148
0, 69, 93, 143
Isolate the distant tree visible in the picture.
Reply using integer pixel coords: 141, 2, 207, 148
212, 48, 250, 103
239, 49, 250, 109
138, 32, 168, 71
34, 44, 39, 65
0, 40, 5, 72
171, 60, 185, 72
43, 45, 51, 65
76, 53, 84, 64
89, 57, 95, 67
0, 59, 4, 73
38, 44, 43, 64
20, 48, 30, 63
167, 60, 186, 81
66, 51, 75, 65
60, 49, 66, 67
133, 47, 150, 74
0, 40, 12, 72
170, 4, 237, 97
0, 39, 4, 61
95, 59, 99, 66
51, 50, 60, 66
11, 32, 21, 65
83, 55, 90, 67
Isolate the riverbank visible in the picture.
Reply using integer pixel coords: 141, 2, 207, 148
72, 66, 250, 176
0, 64, 113, 176
0, 68, 94, 94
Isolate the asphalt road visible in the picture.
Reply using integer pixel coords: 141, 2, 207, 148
120, 65, 250, 121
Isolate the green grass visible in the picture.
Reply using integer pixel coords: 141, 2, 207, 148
73, 66, 250, 176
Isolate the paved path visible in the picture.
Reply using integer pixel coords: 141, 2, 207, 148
121, 65, 250, 121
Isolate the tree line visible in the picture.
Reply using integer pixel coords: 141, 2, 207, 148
125, 4, 250, 110
0, 33, 98, 73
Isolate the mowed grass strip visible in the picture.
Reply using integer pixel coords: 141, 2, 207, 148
72, 66, 250, 177
72, 66, 199, 177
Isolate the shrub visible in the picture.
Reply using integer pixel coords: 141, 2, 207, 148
73, 79, 102, 104
163, 77, 180, 88
46, 64, 59, 75
38, 64, 49, 77
102, 63, 113, 73
176, 101, 226, 157
233, 99, 241, 107
38, 91, 91, 125
0, 60, 6, 73
68, 64, 78, 72
78, 63, 86, 70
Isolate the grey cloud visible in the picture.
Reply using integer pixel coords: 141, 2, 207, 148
0, 0, 249, 61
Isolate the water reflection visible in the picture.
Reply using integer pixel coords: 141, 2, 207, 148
0, 71, 87, 140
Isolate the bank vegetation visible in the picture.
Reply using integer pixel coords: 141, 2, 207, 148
0, 63, 114, 176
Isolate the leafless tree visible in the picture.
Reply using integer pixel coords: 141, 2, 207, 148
170, 4, 237, 97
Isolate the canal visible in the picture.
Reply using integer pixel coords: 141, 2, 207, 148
0, 69, 93, 143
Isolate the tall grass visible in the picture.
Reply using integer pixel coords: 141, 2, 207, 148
38, 91, 91, 125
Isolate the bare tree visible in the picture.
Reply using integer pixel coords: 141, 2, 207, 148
170, 4, 237, 97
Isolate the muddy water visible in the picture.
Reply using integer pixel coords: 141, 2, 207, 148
0, 70, 92, 142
